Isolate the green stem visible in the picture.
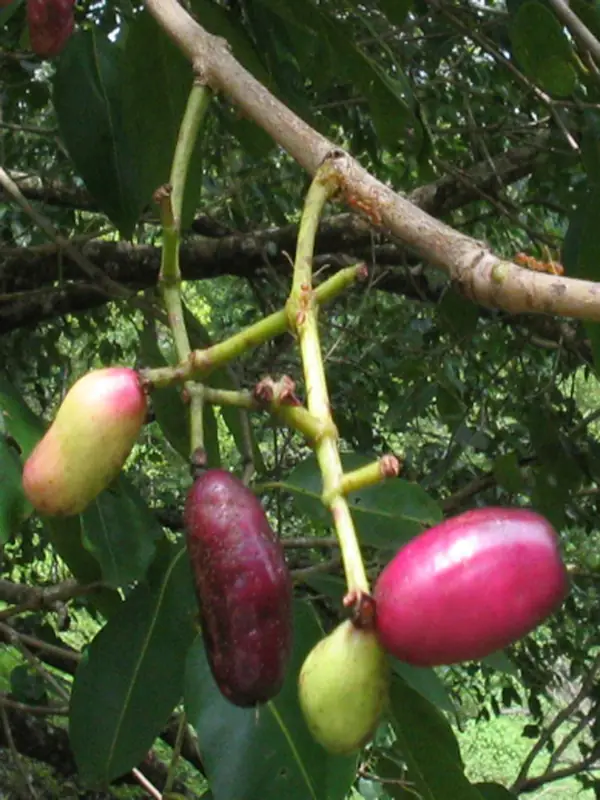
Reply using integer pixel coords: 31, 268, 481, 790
157, 83, 211, 454
287, 164, 370, 595
201, 386, 325, 441
143, 263, 366, 388
163, 712, 187, 796
334, 455, 402, 502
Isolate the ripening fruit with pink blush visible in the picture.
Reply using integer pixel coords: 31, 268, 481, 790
22, 368, 147, 516
373, 507, 569, 667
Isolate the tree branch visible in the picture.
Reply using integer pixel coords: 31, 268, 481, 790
142, 0, 600, 323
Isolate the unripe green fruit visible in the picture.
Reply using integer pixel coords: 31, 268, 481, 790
22, 368, 147, 516
298, 619, 389, 754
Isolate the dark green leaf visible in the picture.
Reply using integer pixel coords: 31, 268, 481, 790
80, 477, 164, 588
378, 0, 412, 28
0, 434, 28, 544
481, 651, 519, 676
184, 600, 357, 800
564, 183, 600, 372
438, 289, 480, 340
510, 1, 576, 97
493, 453, 524, 494
0, 372, 44, 456
54, 30, 144, 238
282, 453, 442, 549
70, 543, 198, 787
389, 677, 484, 799
121, 11, 205, 231
391, 661, 455, 713
10, 664, 47, 703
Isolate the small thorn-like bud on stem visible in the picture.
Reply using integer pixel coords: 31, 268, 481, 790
253, 376, 302, 407
330, 455, 402, 500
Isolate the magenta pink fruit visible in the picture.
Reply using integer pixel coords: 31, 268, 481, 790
27, 0, 75, 58
374, 507, 569, 666
23, 368, 147, 516
185, 469, 293, 707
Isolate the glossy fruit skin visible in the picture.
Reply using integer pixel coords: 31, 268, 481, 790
22, 368, 147, 516
27, 0, 75, 59
298, 619, 389, 755
374, 507, 569, 667
185, 469, 293, 707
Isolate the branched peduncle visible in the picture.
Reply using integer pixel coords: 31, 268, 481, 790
156, 82, 212, 455
286, 160, 370, 595
142, 264, 365, 388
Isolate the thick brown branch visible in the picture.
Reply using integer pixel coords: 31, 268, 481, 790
142, 0, 600, 322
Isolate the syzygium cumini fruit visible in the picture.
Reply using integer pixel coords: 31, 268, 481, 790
298, 619, 389, 754
22, 367, 147, 516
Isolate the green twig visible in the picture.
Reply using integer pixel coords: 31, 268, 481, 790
142, 264, 366, 388
286, 161, 370, 594
163, 711, 188, 796
157, 82, 212, 454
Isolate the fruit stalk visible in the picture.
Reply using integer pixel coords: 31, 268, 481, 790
142, 263, 366, 389
286, 162, 369, 594
157, 82, 212, 454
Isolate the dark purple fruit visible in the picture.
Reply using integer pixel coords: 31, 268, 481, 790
185, 469, 293, 707
374, 507, 568, 666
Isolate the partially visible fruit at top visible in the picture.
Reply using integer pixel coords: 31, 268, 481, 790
298, 618, 389, 755
374, 507, 569, 667
27, 0, 75, 58
185, 469, 293, 707
22, 367, 147, 516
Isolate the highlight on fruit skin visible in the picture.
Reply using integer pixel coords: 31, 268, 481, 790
22, 367, 147, 517
374, 507, 569, 667
185, 469, 293, 708
298, 619, 390, 755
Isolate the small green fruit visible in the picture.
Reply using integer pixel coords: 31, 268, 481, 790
298, 619, 389, 754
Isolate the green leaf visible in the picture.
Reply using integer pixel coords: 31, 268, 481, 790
378, 0, 412, 28
564, 183, 600, 373
438, 288, 480, 340
282, 453, 442, 549
262, 0, 419, 150
481, 650, 519, 676
70, 543, 198, 787
184, 600, 357, 800
582, 109, 600, 184
80, 477, 164, 588
493, 453, 524, 494
121, 11, 205, 231
391, 661, 455, 713
0, 434, 28, 544
53, 30, 144, 238
389, 677, 484, 799
0, 372, 44, 456
510, 1, 576, 97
